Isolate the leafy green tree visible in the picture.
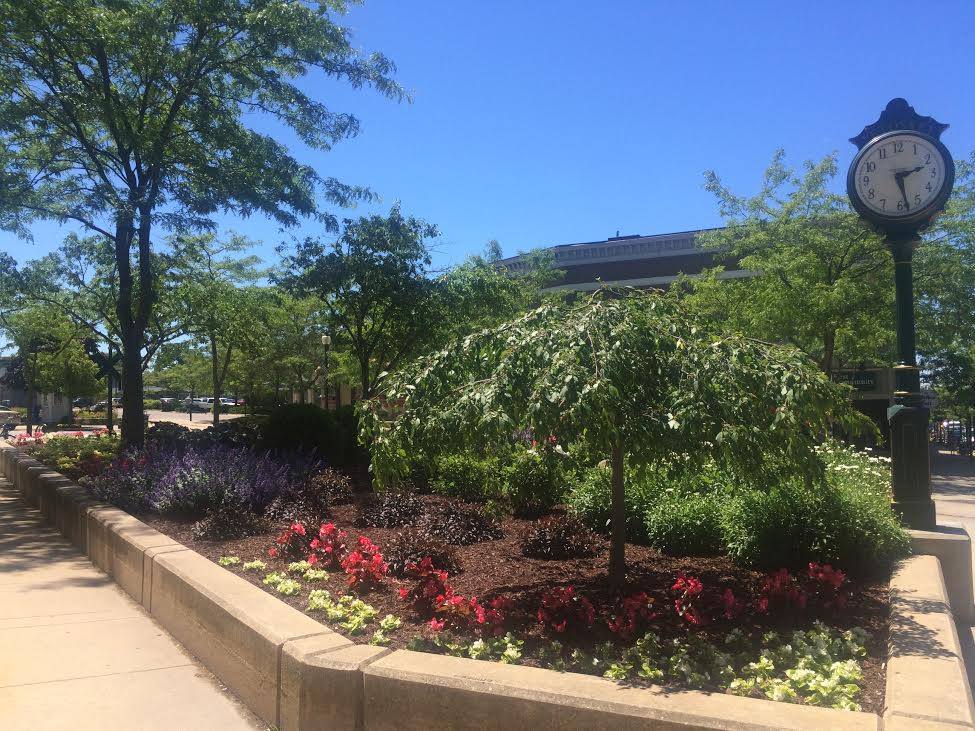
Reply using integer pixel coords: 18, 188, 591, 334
362, 289, 866, 584
917, 152, 975, 358
0, 305, 98, 432
0, 0, 404, 445
172, 234, 264, 424
280, 205, 439, 398
681, 152, 893, 372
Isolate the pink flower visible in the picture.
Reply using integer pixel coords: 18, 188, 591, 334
428, 618, 445, 632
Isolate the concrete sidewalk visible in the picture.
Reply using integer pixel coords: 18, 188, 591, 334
0, 480, 263, 730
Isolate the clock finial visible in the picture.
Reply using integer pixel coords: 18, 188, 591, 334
849, 98, 949, 149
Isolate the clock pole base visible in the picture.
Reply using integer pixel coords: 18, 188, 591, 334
889, 402, 936, 530
891, 499, 937, 531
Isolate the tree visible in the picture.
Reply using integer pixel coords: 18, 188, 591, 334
0, 305, 98, 432
280, 205, 439, 398
172, 234, 264, 424
681, 152, 894, 372
362, 289, 866, 585
0, 1, 404, 445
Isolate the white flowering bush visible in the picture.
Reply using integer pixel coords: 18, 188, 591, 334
307, 590, 378, 634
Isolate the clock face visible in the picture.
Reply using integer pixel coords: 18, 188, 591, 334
853, 133, 947, 217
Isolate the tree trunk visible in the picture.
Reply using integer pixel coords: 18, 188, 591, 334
25, 362, 35, 437
210, 336, 220, 427
360, 358, 371, 400
119, 328, 145, 447
609, 442, 626, 587
819, 329, 836, 373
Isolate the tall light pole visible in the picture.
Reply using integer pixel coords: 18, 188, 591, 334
846, 99, 955, 529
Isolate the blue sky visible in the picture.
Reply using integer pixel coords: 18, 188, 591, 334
3, 0, 975, 270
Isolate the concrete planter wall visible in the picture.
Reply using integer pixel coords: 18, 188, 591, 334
2, 444, 972, 730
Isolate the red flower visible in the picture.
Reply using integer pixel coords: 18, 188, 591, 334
428, 618, 445, 632
268, 547, 279, 559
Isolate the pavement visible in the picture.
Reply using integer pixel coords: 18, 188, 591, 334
0, 479, 264, 730
932, 448, 975, 696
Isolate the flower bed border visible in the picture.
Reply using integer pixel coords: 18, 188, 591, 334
2, 443, 971, 730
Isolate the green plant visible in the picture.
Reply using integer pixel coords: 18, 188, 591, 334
720, 445, 910, 572
242, 559, 267, 572
370, 614, 402, 646
261, 404, 367, 467
521, 515, 600, 560
501, 446, 563, 517
276, 578, 302, 596
263, 572, 287, 587
418, 503, 503, 545
307, 590, 379, 634
431, 454, 497, 502
644, 491, 723, 556
217, 556, 241, 567
565, 466, 655, 543
355, 490, 425, 528
384, 528, 460, 578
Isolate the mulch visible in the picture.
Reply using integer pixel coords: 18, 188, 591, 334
142, 493, 890, 715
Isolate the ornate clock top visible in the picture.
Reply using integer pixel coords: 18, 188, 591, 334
849, 98, 949, 150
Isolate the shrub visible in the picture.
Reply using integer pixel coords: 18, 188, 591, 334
720, 466, 910, 573
29, 433, 119, 480
521, 515, 600, 560
418, 503, 503, 545
341, 535, 388, 589
308, 468, 355, 504
191, 494, 269, 540
502, 446, 563, 517
308, 522, 348, 568
565, 466, 655, 543
261, 404, 367, 467
355, 490, 426, 528
537, 586, 595, 634
268, 522, 312, 560
384, 528, 460, 578
644, 491, 723, 556
431, 454, 497, 502
266, 467, 352, 527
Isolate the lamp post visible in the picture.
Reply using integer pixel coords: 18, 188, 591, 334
846, 99, 955, 529
321, 334, 331, 410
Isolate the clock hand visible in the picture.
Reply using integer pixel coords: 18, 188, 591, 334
894, 173, 910, 210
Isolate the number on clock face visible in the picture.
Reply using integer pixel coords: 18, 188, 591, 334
855, 134, 945, 217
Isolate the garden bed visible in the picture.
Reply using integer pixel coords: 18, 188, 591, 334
142, 492, 891, 715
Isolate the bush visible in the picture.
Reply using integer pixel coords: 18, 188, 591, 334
85, 445, 294, 535
644, 491, 723, 556
431, 454, 497, 502
720, 445, 910, 573
521, 515, 600, 560
418, 503, 503, 545
502, 447, 563, 517
28, 433, 119, 480
384, 528, 460, 578
144, 399, 162, 410
261, 404, 367, 467
355, 490, 426, 528
565, 466, 656, 543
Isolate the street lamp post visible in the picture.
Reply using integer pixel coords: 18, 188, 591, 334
846, 99, 955, 530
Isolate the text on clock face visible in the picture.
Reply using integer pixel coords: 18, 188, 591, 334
855, 134, 945, 216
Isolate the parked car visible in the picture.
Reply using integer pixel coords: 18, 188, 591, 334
181, 398, 211, 412
91, 398, 123, 412
73, 397, 94, 408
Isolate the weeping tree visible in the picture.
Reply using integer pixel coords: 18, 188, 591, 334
361, 288, 868, 585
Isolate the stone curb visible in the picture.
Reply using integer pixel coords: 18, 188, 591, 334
885, 554, 975, 728
2, 444, 971, 730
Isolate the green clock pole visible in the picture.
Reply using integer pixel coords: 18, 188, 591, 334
847, 99, 954, 531
887, 233, 936, 529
